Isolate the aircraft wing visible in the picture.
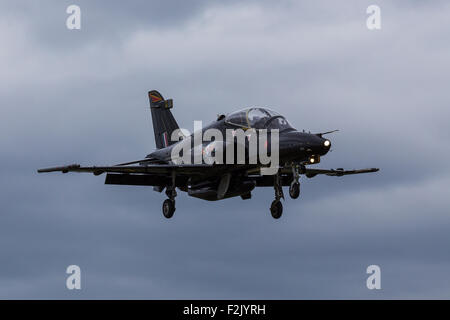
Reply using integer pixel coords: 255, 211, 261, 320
280, 166, 379, 178
38, 162, 378, 189
250, 166, 379, 186
37, 162, 247, 187
303, 167, 379, 177
37, 163, 213, 176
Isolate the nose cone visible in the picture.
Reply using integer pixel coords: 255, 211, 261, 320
308, 135, 331, 156
320, 138, 331, 155
278, 131, 331, 161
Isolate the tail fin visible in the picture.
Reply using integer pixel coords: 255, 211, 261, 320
148, 90, 180, 149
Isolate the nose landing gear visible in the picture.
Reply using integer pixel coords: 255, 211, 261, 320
289, 182, 300, 199
289, 165, 301, 199
270, 165, 302, 219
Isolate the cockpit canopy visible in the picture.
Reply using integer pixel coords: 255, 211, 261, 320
224, 107, 293, 131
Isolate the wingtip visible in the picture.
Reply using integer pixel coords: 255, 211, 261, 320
36, 164, 80, 173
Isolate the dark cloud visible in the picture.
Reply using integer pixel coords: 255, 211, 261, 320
1, 0, 450, 298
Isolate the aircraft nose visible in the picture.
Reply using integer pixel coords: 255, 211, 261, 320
318, 138, 331, 155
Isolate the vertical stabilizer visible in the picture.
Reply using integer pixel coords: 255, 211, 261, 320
148, 90, 180, 149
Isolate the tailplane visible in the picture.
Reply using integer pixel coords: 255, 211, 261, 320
148, 90, 180, 149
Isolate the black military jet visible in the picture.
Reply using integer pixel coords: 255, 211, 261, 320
38, 90, 378, 219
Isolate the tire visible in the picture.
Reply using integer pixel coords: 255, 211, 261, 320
270, 200, 283, 219
289, 182, 300, 199
162, 199, 175, 219
240, 192, 252, 200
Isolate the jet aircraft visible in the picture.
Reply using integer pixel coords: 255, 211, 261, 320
38, 90, 379, 219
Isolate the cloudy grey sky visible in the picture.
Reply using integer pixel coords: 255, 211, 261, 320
1, 0, 450, 299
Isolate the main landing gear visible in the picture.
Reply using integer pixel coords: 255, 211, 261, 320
162, 198, 175, 219
270, 200, 283, 219
270, 172, 284, 219
162, 172, 177, 219
270, 166, 302, 219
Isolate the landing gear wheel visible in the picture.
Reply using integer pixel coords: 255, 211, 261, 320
162, 199, 175, 219
270, 200, 283, 219
240, 192, 252, 200
289, 182, 300, 199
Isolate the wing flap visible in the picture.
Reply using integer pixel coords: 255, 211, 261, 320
104, 173, 170, 186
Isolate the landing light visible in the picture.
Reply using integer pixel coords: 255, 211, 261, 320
310, 158, 315, 163
324, 140, 330, 147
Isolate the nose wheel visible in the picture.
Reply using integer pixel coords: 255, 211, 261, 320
289, 182, 300, 199
289, 164, 301, 199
